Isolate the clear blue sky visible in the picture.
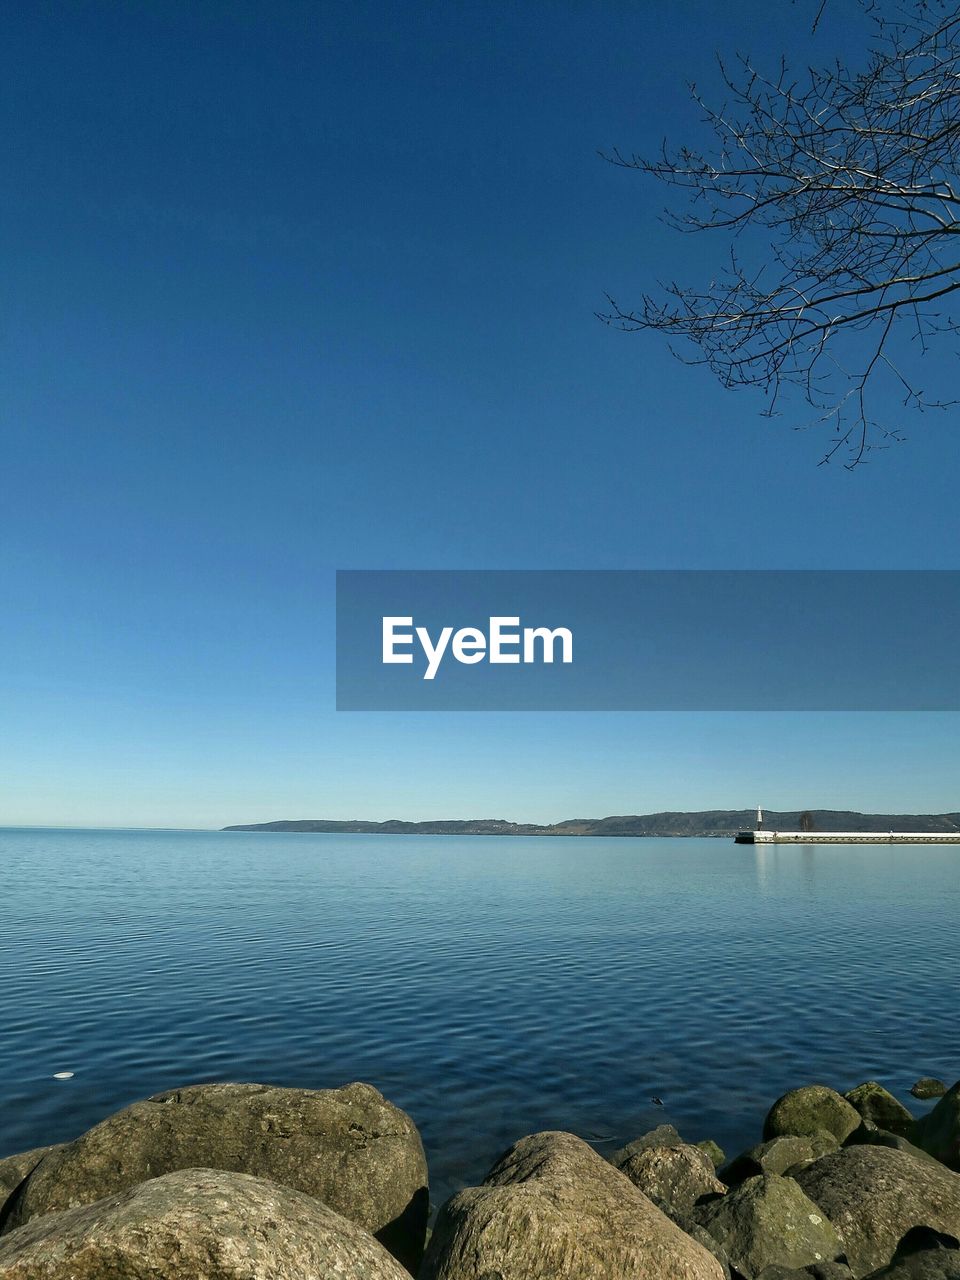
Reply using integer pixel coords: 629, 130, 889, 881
3, 1, 958, 827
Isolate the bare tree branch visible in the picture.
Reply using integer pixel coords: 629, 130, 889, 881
601, 0, 960, 466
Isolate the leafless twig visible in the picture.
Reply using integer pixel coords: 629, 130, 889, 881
601, 1, 960, 466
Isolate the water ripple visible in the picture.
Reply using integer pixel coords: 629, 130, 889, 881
0, 828, 956, 1208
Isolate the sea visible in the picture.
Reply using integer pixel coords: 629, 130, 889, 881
1, 827, 956, 1207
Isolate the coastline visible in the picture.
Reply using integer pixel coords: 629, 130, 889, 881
1, 1075, 957, 1278
222, 809, 960, 838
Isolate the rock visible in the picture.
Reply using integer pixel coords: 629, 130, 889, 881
644, 1196, 735, 1277
795, 1145, 960, 1277
421, 1130, 725, 1280
845, 1084, 915, 1139
755, 1268, 854, 1280
686, 1223, 734, 1278
0, 1146, 63, 1206
722, 1138, 816, 1186
846, 1121, 941, 1166
0, 1081, 428, 1272
862, 1249, 960, 1278
912, 1081, 950, 1102
781, 1134, 842, 1181
892, 1228, 960, 1255
633, 1193, 733, 1275
698, 1139, 726, 1169
764, 1087, 862, 1145
619, 1143, 727, 1215
912, 1083, 960, 1171
0, 1167, 410, 1279
755, 1268, 853, 1280
610, 1123, 683, 1167
693, 1174, 843, 1277
810, 1131, 843, 1158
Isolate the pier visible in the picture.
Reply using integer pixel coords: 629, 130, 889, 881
733, 806, 960, 844
734, 829, 960, 844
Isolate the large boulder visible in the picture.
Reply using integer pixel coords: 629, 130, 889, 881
795, 1146, 960, 1277
421, 1130, 725, 1280
912, 1083, 960, 1171
0, 1167, 410, 1279
0, 1081, 428, 1272
845, 1084, 914, 1140
764, 1087, 862, 1144
693, 1173, 843, 1277
617, 1143, 727, 1215
0, 1146, 63, 1207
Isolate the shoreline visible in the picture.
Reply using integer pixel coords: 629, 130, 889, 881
222, 808, 960, 839
1, 1075, 957, 1278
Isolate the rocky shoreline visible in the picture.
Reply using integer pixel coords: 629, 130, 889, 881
0, 1076, 957, 1278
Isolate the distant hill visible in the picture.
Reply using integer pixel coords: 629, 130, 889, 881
223, 810, 960, 837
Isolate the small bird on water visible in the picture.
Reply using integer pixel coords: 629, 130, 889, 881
651, 1096, 664, 1107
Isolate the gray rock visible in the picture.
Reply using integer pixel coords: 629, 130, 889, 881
773, 1139, 836, 1184
0, 1146, 63, 1206
781, 1134, 842, 1181
610, 1123, 683, 1167
1, 1081, 428, 1272
764, 1087, 862, 1145
619, 1143, 727, 1215
810, 1131, 843, 1159
694, 1174, 843, 1277
722, 1138, 816, 1186
911, 1082, 960, 1171
686, 1223, 734, 1278
421, 1130, 726, 1280
912, 1080, 950, 1102
845, 1084, 914, 1139
795, 1145, 960, 1278
0, 1167, 410, 1279
634, 1192, 733, 1275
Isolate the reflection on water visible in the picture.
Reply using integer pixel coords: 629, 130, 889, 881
0, 828, 956, 1206
752, 843, 768, 888
753, 842, 822, 893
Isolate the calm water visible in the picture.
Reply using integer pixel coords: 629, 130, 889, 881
1, 828, 957, 1207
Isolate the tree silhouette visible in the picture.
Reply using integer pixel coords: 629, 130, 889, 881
602, 2, 960, 466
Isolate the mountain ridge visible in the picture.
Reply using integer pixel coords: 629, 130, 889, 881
222, 810, 960, 837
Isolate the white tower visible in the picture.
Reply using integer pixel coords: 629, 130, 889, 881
757, 805, 763, 830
